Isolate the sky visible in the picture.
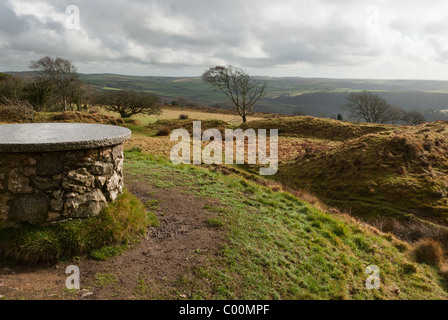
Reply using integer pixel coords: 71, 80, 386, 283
1, 0, 448, 80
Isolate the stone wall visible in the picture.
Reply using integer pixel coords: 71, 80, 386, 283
0, 144, 124, 227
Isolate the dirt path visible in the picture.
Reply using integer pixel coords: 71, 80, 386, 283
0, 173, 226, 300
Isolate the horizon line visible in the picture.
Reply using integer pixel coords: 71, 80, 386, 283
4, 70, 448, 82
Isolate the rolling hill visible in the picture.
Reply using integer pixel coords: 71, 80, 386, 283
78, 74, 448, 118
7, 71, 448, 118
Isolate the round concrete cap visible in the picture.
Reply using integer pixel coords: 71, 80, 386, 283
0, 123, 132, 152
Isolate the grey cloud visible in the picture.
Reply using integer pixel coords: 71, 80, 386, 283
0, 2, 29, 35
1, 0, 448, 78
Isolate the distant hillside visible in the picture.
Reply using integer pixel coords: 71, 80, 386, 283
261, 91, 448, 117
78, 74, 448, 117
8, 71, 448, 118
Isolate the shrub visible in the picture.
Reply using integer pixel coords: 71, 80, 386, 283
156, 126, 171, 136
0, 99, 35, 123
412, 238, 444, 267
179, 114, 189, 120
0, 189, 153, 263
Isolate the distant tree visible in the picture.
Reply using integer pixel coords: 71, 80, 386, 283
384, 105, 405, 124
67, 80, 96, 111
402, 110, 426, 126
29, 56, 79, 111
0, 73, 22, 103
202, 66, 266, 123
99, 90, 161, 118
337, 113, 343, 121
344, 91, 404, 124
22, 78, 54, 112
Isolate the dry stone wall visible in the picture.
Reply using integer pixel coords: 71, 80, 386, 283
0, 144, 125, 227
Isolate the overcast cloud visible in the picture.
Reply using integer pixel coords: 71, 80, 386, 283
1, 0, 448, 79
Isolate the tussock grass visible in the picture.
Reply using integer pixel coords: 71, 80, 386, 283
35, 111, 125, 126
0, 189, 155, 264
412, 238, 445, 267
148, 119, 230, 134
155, 126, 171, 136
277, 121, 448, 226
240, 116, 391, 141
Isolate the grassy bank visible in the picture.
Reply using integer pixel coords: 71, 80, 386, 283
123, 149, 448, 300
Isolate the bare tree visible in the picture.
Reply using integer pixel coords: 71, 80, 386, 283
384, 105, 405, 124
345, 90, 405, 124
29, 56, 79, 111
99, 90, 161, 118
67, 80, 96, 111
402, 110, 426, 126
202, 66, 266, 123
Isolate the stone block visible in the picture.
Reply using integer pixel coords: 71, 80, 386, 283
33, 176, 60, 190
63, 168, 95, 188
36, 154, 64, 176
50, 190, 64, 211
111, 144, 123, 161
64, 189, 107, 218
8, 169, 33, 194
10, 194, 49, 224
88, 161, 114, 176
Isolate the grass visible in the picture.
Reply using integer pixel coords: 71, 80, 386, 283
0, 188, 157, 264
276, 121, 448, 227
206, 218, 224, 228
122, 114, 447, 239
94, 272, 119, 287
122, 149, 448, 300
135, 274, 152, 297
97, 106, 263, 126
117, 113, 448, 252
240, 116, 392, 141
4, 109, 448, 299
34, 111, 125, 126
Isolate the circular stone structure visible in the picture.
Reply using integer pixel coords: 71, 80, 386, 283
0, 123, 132, 227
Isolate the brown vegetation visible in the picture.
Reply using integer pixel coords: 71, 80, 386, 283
38, 111, 124, 126
0, 100, 35, 123
411, 238, 444, 267
155, 126, 171, 136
